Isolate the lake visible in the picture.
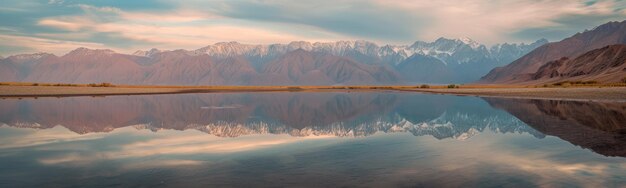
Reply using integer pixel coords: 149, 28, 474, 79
0, 92, 625, 187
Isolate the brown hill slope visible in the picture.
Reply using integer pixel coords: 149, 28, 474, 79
23, 48, 147, 84
528, 45, 626, 84
256, 49, 400, 85
7, 48, 400, 85
0, 53, 56, 81
479, 20, 626, 84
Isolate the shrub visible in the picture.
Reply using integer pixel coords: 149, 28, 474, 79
419, 84, 430, 88
286, 86, 302, 90
583, 80, 598, 85
447, 84, 457, 88
553, 81, 570, 86
32, 83, 39, 86
101, 82, 112, 87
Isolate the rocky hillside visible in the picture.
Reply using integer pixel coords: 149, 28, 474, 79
479, 20, 626, 84
529, 45, 626, 84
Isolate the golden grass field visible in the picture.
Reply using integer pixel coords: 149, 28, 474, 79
1, 82, 625, 101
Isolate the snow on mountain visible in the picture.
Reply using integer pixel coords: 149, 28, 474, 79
12, 110, 537, 139
489, 38, 549, 64
115, 105, 543, 139
3, 38, 543, 68
458, 37, 482, 49
6, 52, 55, 61
65, 47, 116, 57
133, 48, 162, 57
190, 37, 543, 67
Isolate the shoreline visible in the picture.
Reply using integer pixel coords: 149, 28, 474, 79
399, 87, 626, 102
1, 85, 625, 101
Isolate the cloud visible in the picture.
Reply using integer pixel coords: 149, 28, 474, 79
0, 125, 107, 149
1, 0, 626, 55
25, 127, 337, 167
48, 0, 64, 5
0, 34, 111, 55
26, 2, 342, 52
10, 124, 626, 186
512, 11, 626, 41
195, 0, 428, 42
373, 0, 626, 44
38, 18, 90, 31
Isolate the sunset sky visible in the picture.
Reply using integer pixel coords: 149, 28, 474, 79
1, 0, 626, 55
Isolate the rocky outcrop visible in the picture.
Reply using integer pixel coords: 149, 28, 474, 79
529, 45, 626, 83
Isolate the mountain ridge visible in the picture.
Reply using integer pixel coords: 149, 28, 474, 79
1, 38, 546, 85
479, 20, 626, 84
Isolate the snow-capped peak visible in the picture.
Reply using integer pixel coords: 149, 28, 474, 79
454, 127, 480, 140
133, 48, 162, 57
67, 47, 115, 56
457, 37, 481, 49
8, 52, 54, 60
187, 38, 543, 67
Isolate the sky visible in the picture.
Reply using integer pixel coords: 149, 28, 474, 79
0, 0, 625, 56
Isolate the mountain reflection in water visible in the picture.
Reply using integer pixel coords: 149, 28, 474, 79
0, 92, 625, 187
1, 92, 540, 138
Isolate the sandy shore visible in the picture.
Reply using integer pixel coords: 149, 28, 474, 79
0, 85, 300, 98
1, 85, 625, 101
0, 86, 194, 97
403, 87, 626, 101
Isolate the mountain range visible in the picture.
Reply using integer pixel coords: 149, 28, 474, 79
479, 20, 626, 84
0, 38, 547, 85
3, 20, 625, 85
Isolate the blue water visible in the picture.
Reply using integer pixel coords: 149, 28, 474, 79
0, 92, 624, 187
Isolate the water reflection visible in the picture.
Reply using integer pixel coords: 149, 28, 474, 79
0, 92, 625, 187
486, 98, 626, 157
0, 93, 540, 138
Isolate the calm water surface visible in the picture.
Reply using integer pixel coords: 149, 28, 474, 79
0, 92, 625, 187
